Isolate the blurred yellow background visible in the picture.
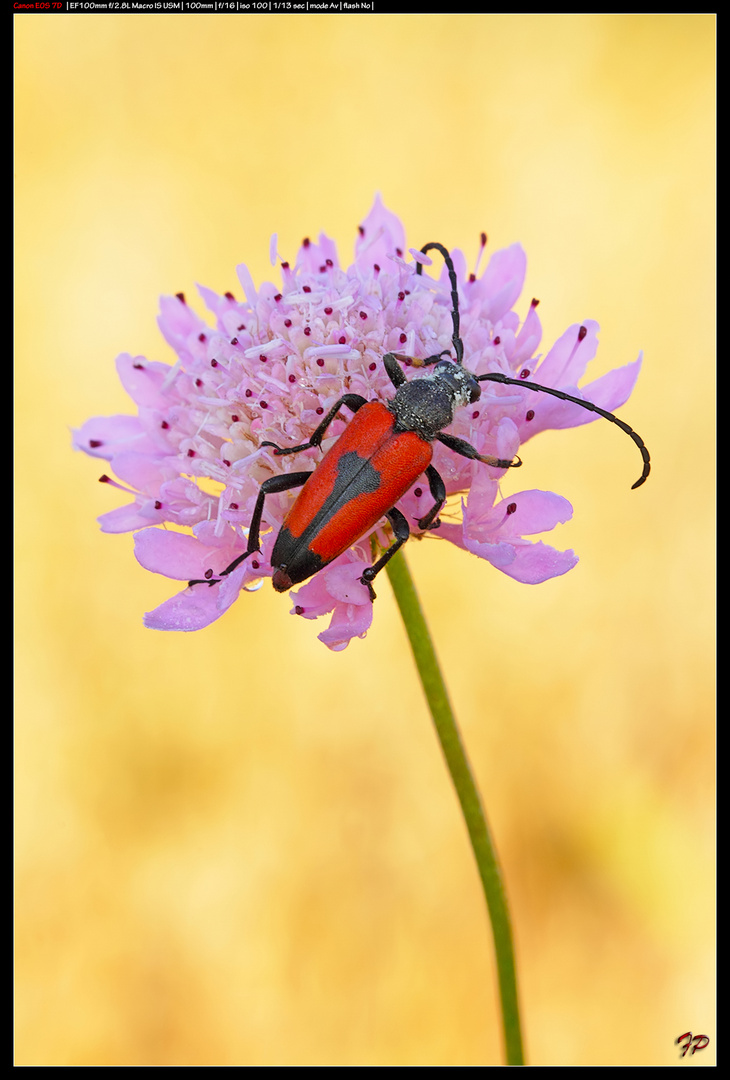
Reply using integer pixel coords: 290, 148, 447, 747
15, 13, 714, 1066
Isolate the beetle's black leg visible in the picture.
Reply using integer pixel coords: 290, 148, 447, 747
436, 430, 522, 471
359, 507, 411, 600
416, 464, 447, 531
261, 393, 368, 456
477, 372, 650, 489
188, 471, 312, 587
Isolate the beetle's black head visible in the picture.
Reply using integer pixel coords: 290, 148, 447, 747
432, 359, 481, 407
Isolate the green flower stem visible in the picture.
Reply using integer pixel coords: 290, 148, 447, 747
385, 549, 525, 1067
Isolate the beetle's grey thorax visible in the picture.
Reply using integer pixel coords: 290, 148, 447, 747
388, 377, 459, 441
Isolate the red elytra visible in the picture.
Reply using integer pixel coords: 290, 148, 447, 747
270, 401, 433, 592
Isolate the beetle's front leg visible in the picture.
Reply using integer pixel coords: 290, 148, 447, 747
383, 350, 451, 385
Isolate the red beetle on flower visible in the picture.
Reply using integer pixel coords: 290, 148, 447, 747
74, 197, 647, 650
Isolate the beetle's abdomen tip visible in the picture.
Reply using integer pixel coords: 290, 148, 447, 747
272, 567, 293, 593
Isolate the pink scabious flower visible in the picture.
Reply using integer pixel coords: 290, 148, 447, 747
73, 196, 642, 650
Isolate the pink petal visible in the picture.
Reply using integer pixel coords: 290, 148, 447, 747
235, 263, 257, 306
287, 559, 374, 650
157, 292, 206, 341
579, 355, 643, 413
459, 532, 519, 568
321, 563, 373, 605
116, 354, 174, 410
99, 503, 164, 534
72, 415, 150, 460
479, 244, 527, 322
197, 283, 234, 318
512, 301, 543, 366
290, 558, 370, 616
498, 490, 574, 536
134, 528, 219, 579
108, 452, 171, 492
355, 195, 406, 272
495, 541, 578, 584
288, 575, 335, 618
317, 598, 374, 651
531, 320, 599, 389
143, 577, 240, 632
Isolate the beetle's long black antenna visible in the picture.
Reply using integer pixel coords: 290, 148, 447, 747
416, 242, 464, 365
477, 370, 651, 489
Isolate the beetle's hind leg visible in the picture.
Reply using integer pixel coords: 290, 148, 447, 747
359, 464, 448, 600
360, 507, 411, 601
415, 464, 447, 531
188, 471, 312, 587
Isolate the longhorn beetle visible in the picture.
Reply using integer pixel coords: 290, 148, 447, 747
190, 243, 650, 600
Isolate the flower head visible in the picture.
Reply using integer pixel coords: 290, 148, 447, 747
74, 197, 643, 650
